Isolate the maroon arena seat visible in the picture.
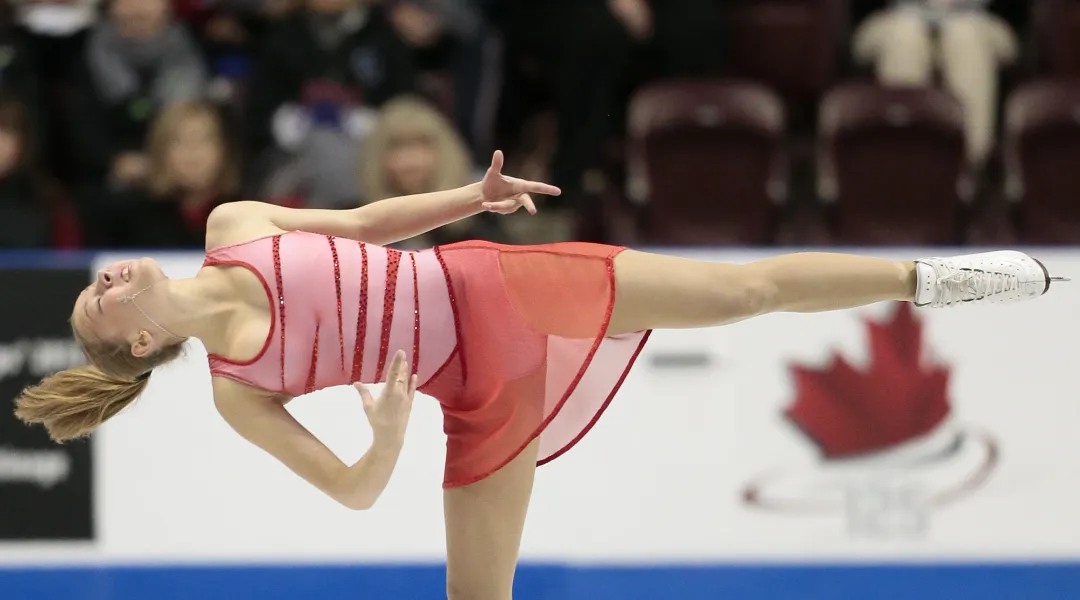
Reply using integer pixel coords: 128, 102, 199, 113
1033, 0, 1080, 76
626, 80, 788, 245
726, 0, 847, 110
818, 83, 969, 245
1004, 79, 1080, 243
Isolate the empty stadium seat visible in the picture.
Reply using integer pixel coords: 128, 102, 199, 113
1033, 0, 1080, 76
726, 0, 847, 111
626, 80, 787, 245
818, 83, 969, 245
1004, 79, 1080, 243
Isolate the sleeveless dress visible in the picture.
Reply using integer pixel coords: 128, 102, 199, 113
203, 230, 651, 487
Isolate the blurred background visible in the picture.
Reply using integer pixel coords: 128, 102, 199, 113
3, 0, 1080, 598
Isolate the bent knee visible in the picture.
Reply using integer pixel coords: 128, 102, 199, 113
729, 270, 780, 317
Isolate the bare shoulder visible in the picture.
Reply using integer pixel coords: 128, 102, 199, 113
205, 201, 286, 251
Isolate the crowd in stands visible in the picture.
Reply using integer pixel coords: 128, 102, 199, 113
0, 0, 1071, 249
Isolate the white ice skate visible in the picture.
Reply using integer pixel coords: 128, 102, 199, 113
914, 251, 1069, 308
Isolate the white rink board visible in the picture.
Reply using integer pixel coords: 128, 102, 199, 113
1, 248, 1077, 565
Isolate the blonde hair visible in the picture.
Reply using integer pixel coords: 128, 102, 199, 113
360, 95, 472, 202
14, 322, 183, 443
146, 101, 239, 198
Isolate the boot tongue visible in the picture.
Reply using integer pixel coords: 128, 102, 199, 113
913, 261, 938, 306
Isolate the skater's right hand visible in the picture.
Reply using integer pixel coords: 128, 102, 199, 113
355, 350, 417, 448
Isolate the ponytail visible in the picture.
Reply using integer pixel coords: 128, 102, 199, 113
13, 323, 184, 442
15, 366, 150, 442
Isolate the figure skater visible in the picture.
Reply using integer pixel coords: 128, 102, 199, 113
14, 151, 1065, 600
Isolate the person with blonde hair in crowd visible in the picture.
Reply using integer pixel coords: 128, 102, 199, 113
360, 95, 501, 246
853, 0, 1018, 167
360, 95, 472, 204
73, 0, 209, 187
145, 100, 240, 202
86, 100, 240, 247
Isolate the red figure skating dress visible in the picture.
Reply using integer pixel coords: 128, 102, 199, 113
203, 231, 650, 487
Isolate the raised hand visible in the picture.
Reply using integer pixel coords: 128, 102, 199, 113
355, 350, 417, 447
480, 150, 562, 215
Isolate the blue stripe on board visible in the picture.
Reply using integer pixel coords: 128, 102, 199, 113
0, 250, 94, 269
2, 563, 1080, 600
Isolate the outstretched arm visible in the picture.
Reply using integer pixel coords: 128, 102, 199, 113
206, 151, 560, 248
349, 151, 561, 244
352, 182, 487, 246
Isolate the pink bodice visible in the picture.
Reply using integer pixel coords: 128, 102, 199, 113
204, 230, 458, 396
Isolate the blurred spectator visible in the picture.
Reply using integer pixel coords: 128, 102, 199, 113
12, 0, 99, 82
0, 1, 44, 126
83, 101, 239, 248
71, 0, 208, 186
0, 97, 78, 248
11, 0, 96, 180
170, 0, 290, 108
852, 0, 1018, 167
387, 0, 499, 163
360, 95, 470, 201
246, 0, 416, 209
502, 0, 726, 202
358, 95, 497, 246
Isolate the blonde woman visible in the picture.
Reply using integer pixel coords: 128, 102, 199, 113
361, 95, 473, 203
360, 95, 484, 246
145, 101, 240, 205
92, 101, 240, 248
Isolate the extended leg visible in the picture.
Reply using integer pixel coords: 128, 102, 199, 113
443, 439, 540, 600
606, 250, 1057, 336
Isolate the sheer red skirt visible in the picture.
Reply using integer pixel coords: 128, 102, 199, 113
419, 241, 651, 488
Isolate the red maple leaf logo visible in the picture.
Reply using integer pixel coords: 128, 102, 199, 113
784, 303, 951, 460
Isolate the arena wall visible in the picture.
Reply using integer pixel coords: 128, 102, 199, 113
2, 248, 1078, 599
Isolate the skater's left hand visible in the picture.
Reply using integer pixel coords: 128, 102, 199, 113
479, 150, 562, 215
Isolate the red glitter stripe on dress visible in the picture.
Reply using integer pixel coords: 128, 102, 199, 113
326, 236, 344, 371
375, 249, 402, 381
350, 243, 369, 382
304, 324, 320, 394
410, 253, 420, 377
432, 246, 465, 381
273, 235, 285, 391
